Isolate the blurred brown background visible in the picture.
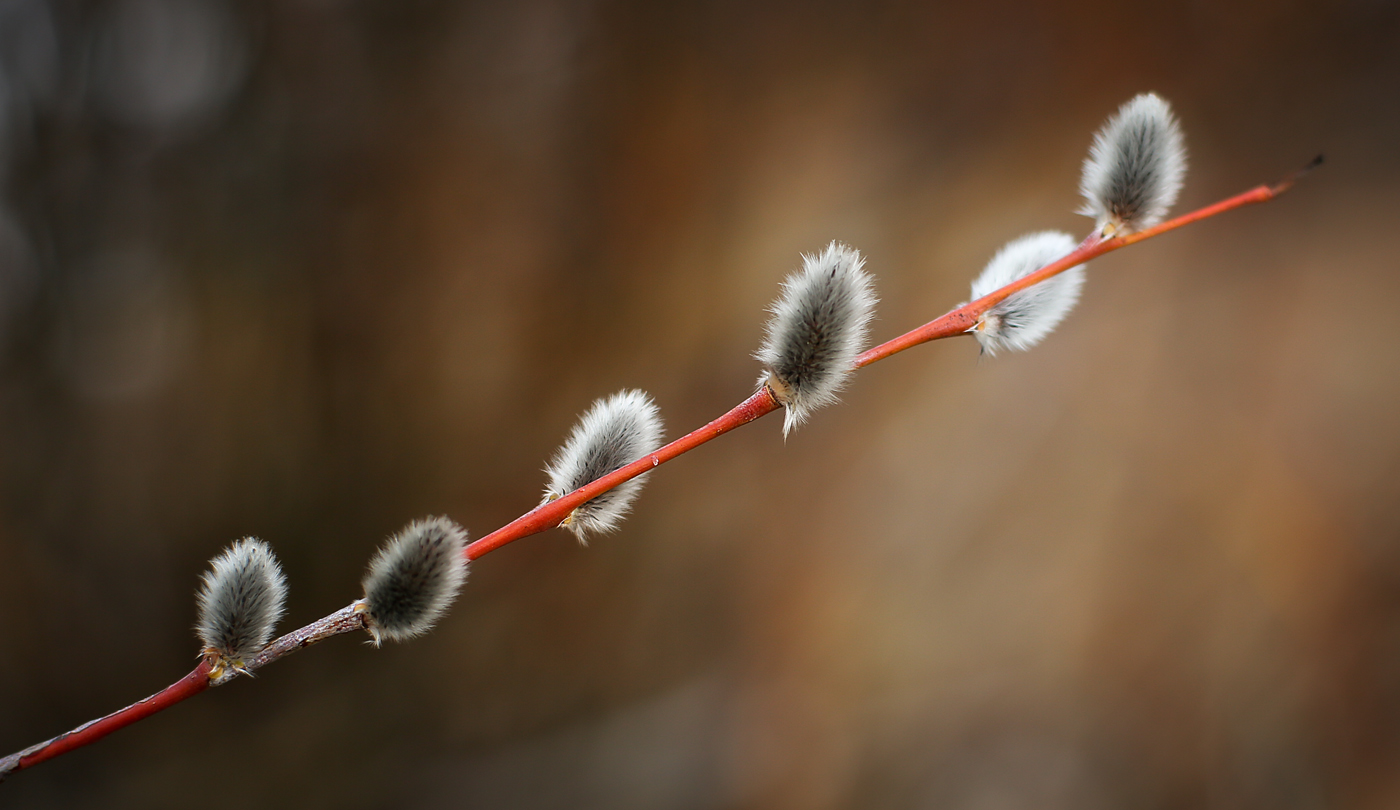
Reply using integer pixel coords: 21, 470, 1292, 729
1, 0, 1398, 807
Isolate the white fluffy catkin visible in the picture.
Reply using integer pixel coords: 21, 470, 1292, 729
359, 517, 469, 645
755, 241, 876, 437
196, 538, 288, 671
544, 389, 664, 541
1079, 93, 1187, 236
969, 231, 1086, 356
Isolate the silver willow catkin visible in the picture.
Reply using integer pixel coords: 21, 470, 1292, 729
755, 241, 877, 437
544, 388, 665, 540
1079, 92, 1187, 236
196, 538, 288, 679
968, 231, 1087, 356
359, 517, 469, 645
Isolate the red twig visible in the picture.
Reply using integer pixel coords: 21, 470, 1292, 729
1, 659, 212, 781
2, 160, 1316, 780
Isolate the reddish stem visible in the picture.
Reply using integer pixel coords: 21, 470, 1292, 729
466, 387, 780, 559
1, 658, 212, 781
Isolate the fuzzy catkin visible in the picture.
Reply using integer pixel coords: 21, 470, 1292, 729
544, 389, 665, 540
196, 538, 288, 667
360, 517, 469, 645
969, 231, 1087, 356
755, 241, 876, 437
1079, 93, 1187, 236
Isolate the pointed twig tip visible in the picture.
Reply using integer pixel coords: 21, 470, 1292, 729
1272, 153, 1325, 194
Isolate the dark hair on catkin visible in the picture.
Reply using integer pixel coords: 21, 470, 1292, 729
359, 517, 469, 645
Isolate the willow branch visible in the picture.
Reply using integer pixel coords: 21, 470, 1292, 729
1, 161, 1316, 781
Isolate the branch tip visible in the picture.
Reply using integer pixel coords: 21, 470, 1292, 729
1272, 153, 1324, 194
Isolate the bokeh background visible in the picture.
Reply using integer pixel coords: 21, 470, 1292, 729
1, 0, 1398, 807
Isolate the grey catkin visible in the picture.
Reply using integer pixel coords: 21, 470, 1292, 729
360, 517, 469, 645
196, 538, 288, 672
968, 231, 1087, 356
755, 241, 877, 437
1079, 93, 1187, 236
544, 389, 665, 540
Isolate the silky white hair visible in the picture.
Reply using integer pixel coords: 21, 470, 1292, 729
1079, 93, 1187, 236
755, 241, 877, 437
544, 389, 665, 541
969, 231, 1086, 356
360, 517, 469, 645
196, 538, 288, 667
